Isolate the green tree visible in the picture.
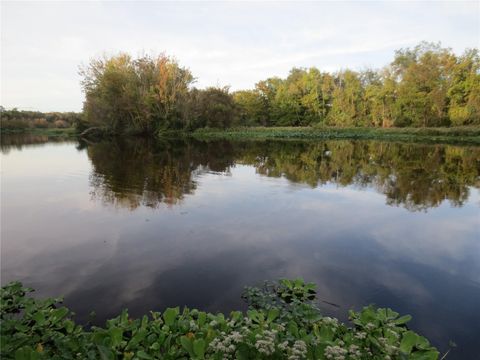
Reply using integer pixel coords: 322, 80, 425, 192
80, 54, 194, 133
392, 42, 456, 127
233, 90, 268, 126
327, 70, 363, 126
194, 87, 236, 129
447, 48, 480, 125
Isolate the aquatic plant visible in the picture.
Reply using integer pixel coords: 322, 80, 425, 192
1, 279, 440, 359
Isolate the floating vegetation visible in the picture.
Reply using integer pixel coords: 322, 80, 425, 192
1, 279, 440, 359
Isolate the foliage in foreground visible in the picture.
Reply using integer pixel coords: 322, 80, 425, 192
1, 279, 440, 359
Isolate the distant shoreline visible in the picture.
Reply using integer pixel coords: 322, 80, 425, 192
0, 127, 78, 137
3, 126, 480, 145
192, 126, 480, 145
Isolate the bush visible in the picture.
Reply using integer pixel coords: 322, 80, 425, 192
1, 279, 439, 359
0, 108, 80, 131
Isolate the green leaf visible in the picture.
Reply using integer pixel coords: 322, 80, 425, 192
125, 329, 148, 350
96, 345, 114, 360
64, 319, 75, 333
359, 306, 376, 323
119, 309, 129, 325
288, 321, 299, 337
15, 346, 39, 360
400, 331, 418, 354
109, 327, 123, 347
136, 350, 153, 359
150, 342, 160, 351
319, 325, 334, 341
267, 308, 279, 323
180, 336, 194, 357
50, 307, 69, 323
394, 314, 412, 325
385, 308, 399, 320
197, 312, 206, 326
236, 343, 251, 360
162, 307, 179, 327
193, 338, 206, 359
140, 315, 149, 330
418, 336, 432, 349
33, 312, 45, 325
247, 310, 259, 323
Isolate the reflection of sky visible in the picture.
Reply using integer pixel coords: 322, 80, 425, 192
2, 143, 479, 359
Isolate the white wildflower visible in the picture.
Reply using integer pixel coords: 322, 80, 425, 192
230, 331, 243, 343
278, 341, 289, 351
227, 320, 236, 327
348, 344, 362, 359
254, 329, 277, 356
354, 331, 367, 340
189, 320, 198, 331
288, 340, 308, 360
255, 339, 275, 355
324, 345, 348, 360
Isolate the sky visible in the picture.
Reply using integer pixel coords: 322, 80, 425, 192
1, 1, 479, 112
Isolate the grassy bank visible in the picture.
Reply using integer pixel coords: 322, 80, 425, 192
192, 126, 480, 145
5, 126, 480, 145
0, 127, 78, 137
1, 279, 442, 360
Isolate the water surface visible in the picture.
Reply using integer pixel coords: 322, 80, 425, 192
1, 135, 479, 359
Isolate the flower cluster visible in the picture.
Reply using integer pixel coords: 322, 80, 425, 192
321, 316, 340, 329
348, 344, 362, 359
354, 331, 367, 340
324, 345, 348, 360
189, 320, 199, 331
378, 337, 400, 355
209, 330, 244, 356
288, 340, 307, 360
254, 329, 278, 355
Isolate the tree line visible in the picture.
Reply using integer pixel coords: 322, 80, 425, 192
79, 42, 479, 134
0, 107, 82, 131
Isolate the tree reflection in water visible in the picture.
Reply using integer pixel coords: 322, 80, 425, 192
85, 138, 480, 211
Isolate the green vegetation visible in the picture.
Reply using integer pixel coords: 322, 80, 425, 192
1, 127, 78, 138
192, 126, 480, 144
0, 107, 82, 133
80, 54, 235, 134
78, 42, 479, 136
1, 279, 441, 360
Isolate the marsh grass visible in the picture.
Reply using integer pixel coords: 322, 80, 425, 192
192, 126, 480, 145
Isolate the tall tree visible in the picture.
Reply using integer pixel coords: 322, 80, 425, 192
447, 49, 480, 125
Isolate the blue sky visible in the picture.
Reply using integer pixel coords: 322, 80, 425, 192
1, 1, 479, 112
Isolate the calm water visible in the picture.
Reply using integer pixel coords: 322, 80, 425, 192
1, 135, 479, 358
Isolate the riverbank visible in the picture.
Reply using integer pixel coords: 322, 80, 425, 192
192, 126, 480, 145
0, 127, 77, 137
6, 126, 480, 145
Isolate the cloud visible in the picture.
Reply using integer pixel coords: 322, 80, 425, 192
1, 1, 478, 111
